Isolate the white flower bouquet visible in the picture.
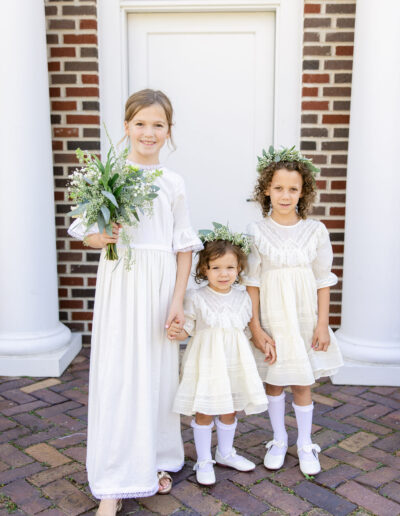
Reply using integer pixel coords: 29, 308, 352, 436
68, 143, 162, 266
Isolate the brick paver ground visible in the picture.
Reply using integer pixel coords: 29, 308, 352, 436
1, 349, 399, 516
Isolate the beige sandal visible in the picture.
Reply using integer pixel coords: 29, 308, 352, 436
157, 470, 172, 495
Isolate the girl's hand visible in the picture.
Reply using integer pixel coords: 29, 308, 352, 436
312, 323, 330, 352
251, 326, 276, 361
165, 302, 185, 331
264, 342, 277, 364
84, 223, 121, 249
167, 322, 188, 341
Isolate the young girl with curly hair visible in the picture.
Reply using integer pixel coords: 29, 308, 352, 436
244, 147, 343, 476
168, 227, 272, 485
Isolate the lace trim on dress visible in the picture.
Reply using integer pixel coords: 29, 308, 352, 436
188, 288, 252, 329
94, 483, 159, 499
251, 219, 325, 267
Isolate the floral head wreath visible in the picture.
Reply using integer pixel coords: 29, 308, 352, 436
198, 222, 251, 255
257, 145, 320, 177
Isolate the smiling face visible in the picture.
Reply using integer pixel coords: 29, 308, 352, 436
124, 103, 170, 165
204, 251, 239, 293
265, 168, 303, 223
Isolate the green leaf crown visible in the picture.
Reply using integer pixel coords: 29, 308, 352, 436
257, 145, 320, 177
198, 222, 251, 255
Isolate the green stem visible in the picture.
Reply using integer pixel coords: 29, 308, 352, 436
105, 243, 118, 260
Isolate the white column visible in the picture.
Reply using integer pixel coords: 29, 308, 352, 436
332, 0, 400, 386
0, 1, 81, 376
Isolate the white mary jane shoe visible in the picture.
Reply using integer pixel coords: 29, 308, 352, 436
298, 443, 321, 476
193, 459, 216, 485
264, 439, 288, 470
215, 447, 255, 472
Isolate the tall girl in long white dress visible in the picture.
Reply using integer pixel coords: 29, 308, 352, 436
68, 89, 202, 513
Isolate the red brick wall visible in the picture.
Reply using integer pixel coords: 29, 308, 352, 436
46, 0, 355, 343
302, 0, 356, 327
45, 0, 100, 345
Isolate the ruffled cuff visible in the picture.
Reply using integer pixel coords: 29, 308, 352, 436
316, 272, 338, 289
173, 227, 203, 253
241, 276, 261, 288
68, 218, 98, 241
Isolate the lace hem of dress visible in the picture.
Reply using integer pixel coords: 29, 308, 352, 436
93, 483, 159, 499
92, 461, 184, 499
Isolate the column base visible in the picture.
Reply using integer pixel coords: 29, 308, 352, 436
331, 358, 400, 387
0, 333, 82, 377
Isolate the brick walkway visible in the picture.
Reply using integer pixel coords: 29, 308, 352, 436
1, 349, 399, 516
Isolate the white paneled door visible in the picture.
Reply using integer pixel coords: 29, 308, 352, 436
127, 12, 275, 232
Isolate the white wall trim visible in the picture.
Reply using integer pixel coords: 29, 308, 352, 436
98, 0, 303, 153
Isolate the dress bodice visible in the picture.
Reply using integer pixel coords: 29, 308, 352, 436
68, 165, 202, 254
243, 217, 337, 289
183, 286, 252, 335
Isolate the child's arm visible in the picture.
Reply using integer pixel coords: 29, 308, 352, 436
247, 286, 276, 364
165, 251, 192, 330
312, 286, 331, 352
82, 223, 120, 248
167, 321, 189, 341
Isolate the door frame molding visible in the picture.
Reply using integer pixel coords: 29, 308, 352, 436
98, 0, 303, 152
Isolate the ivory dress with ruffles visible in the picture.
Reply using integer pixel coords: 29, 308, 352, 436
173, 286, 268, 416
243, 217, 343, 386
68, 165, 202, 500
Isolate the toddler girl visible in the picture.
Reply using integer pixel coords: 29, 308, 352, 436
168, 225, 273, 485
244, 146, 343, 476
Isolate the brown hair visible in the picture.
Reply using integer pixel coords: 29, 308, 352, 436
123, 89, 175, 148
254, 161, 316, 219
195, 240, 248, 284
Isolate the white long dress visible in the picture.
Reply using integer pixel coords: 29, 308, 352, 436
68, 165, 202, 500
173, 286, 269, 416
243, 217, 343, 386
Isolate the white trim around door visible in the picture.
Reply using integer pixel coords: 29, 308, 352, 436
97, 0, 304, 153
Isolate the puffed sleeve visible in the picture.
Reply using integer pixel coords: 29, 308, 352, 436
242, 223, 262, 287
172, 175, 203, 253
67, 217, 99, 241
183, 290, 197, 336
312, 223, 338, 289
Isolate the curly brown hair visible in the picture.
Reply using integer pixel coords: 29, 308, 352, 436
195, 241, 247, 284
254, 161, 316, 219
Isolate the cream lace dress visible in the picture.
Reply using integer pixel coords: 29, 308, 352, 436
243, 217, 343, 386
68, 165, 202, 500
173, 286, 268, 416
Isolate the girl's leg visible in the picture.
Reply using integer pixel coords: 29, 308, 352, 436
191, 413, 215, 485
291, 385, 321, 475
264, 384, 288, 469
215, 413, 255, 472
96, 499, 122, 516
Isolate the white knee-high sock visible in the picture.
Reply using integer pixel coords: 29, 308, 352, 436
191, 419, 214, 470
267, 392, 288, 444
293, 402, 313, 448
215, 418, 237, 457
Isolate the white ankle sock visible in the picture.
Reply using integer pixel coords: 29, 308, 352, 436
267, 392, 288, 456
191, 419, 214, 471
215, 418, 237, 457
293, 402, 313, 451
